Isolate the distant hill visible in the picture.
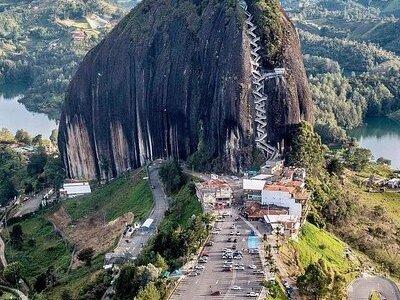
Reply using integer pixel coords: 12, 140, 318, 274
282, 0, 400, 142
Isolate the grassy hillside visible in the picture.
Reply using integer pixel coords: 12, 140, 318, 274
288, 222, 359, 273
159, 184, 202, 232
63, 171, 153, 222
3, 215, 72, 285
3, 169, 154, 298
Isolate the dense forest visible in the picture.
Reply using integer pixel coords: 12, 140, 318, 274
282, 0, 400, 143
0, 0, 125, 119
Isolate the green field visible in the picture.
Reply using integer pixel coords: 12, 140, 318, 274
3, 216, 72, 285
288, 222, 357, 273
63, 170, 153, 222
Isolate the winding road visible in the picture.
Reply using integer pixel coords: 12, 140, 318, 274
348, 275, 400, 300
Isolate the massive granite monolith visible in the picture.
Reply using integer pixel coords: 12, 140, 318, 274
58, 0, 312, 179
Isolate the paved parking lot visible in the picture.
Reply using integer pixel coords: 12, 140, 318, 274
171, 208, 265, 299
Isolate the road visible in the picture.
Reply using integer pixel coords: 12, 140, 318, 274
10, 189, 53, 218
114, 162, 169, 257
348, 275, 400, 300
171, 208, 265, 300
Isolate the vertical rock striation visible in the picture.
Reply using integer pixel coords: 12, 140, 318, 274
58, 0, 312, 179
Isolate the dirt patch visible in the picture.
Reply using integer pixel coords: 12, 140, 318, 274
47, 206, 133, 268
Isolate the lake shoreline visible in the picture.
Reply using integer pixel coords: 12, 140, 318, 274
349, 117, 400, 171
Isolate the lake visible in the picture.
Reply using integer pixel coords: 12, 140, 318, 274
0, 93, 57, 138
349, 117, 400, 170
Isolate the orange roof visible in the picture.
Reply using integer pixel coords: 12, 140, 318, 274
264, 184, 296, 193
199, 179, 230, 189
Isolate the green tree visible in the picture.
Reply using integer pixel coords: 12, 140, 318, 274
77, 247, 95, 267
34, 273, 47, 292
135, 282, 161, 300
14, 129, 31, 145
159, 160, 185, 194
31, 134, 43, 146
153, 253, 168, 271
10, 224, 23, 249
27, 151, 47, 177
327, 158, 344, 176
297, 260, 332, 299
344, 147, 372, 171
43, 154, 64, 195
3, 262, 22, 286
285, 122, 326, 176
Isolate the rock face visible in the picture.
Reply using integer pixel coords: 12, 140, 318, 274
58, 0, 313, 179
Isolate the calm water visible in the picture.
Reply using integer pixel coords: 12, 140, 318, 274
349, 117, 400, 170
0, 93, 57, 138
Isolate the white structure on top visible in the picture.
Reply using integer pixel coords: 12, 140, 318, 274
261, 185, 302, 218
60, 182, 91, 198
239, 0, 285, 160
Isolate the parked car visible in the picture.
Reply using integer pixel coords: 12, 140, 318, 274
231, 285, 241, 290
247, 292, 260, 297
248, 265, 257, 269
211, 291, 221, 296
195, 265, 205, 270
234, 266, 245, 270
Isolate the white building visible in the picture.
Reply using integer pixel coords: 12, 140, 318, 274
264, 214, 300, 237
261, 185, 302, 218
59, 182, 91, 198
243, 179, 266, 201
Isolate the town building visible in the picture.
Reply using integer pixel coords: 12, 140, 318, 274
59, 182, 91, 198
243, 178, 267, 201
260, 159, 284, 175
264, 215, 300, 237
242, 166, 310, 237
261, 184, 302, 218
195, 179, 233, 209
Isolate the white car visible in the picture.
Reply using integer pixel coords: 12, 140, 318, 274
188, 271, 199, 277
195, 265, 205, 270
248, 265, 257, 269
247, 292, 260, 297
231, 285, 241, 290
234, 266, 245, 270
230, 232, 235, 235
